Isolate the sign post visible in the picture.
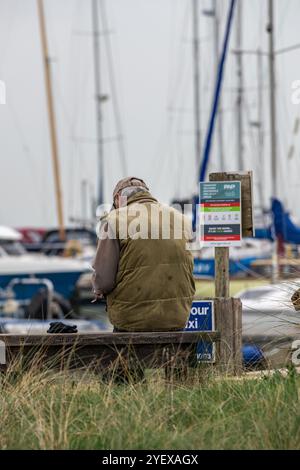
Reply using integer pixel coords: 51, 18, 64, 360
199, 180, 242, 297
196, 172, 252, 374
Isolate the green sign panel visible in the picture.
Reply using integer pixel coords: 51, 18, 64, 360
199, 182, 242, 247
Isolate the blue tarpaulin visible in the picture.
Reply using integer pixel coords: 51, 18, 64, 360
272, 198, 300, 244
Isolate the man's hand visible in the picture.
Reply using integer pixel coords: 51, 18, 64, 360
91, 290, 104, 303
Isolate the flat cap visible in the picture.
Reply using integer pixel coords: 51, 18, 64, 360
112, 176, 149, 199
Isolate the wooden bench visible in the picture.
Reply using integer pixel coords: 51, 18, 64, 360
0, 331, 220, 378
0, 298, 242, 378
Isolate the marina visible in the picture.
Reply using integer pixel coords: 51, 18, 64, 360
0, 0, 299, 367
1, 0, 300, 453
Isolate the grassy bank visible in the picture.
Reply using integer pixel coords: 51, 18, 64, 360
1, 365, 299, 450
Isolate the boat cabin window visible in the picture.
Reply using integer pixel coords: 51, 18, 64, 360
0, 240, 26, 256
45, 230, 96, 246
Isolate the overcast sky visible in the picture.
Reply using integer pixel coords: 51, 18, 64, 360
0, 0, 300, 228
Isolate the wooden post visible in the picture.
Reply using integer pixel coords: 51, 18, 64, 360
209, 171, 254, 237
215, 247, 229, 298
209, 171, 254, 297
214, 298, 242, 375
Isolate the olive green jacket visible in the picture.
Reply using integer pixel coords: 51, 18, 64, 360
105, 191, 195, 331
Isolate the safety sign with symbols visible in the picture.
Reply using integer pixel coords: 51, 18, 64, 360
200, 181, 242, 247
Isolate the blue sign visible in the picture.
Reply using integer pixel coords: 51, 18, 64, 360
185, 300, 215, 362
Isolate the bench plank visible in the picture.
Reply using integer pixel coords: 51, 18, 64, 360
0, 331, 220, 347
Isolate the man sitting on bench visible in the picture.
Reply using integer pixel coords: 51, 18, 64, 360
92, 177, 195, 332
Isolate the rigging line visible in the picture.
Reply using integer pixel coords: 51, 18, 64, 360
165, 57, 193, 195
220, 101, 236, 172
165, 0, 179, 111
7, 100, 43, 199
167, 1, 190, 108
175, 65, 191, 198
66, 0, 87, 132
66, 0, 84, 216
278, 98, 290, 167
51, 73, 88, 218
152, 1, 191, 190
165, 1, 181, 197
242, 91, 265, 209
156, 1, 212, 196
103, 0, 129, 191
148, 4, 181, 192
99, 0, 127, 177
277, 0, 292, 40
0, 0, 20, 75
63, 4, 97, 213
163, 3, 190, 161
274, 75, 290, 203
172, 2, 209, 195
258, 0, 264, 46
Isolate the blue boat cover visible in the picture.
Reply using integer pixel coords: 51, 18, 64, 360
242, 344, 265, 367
272, 198, 300, 244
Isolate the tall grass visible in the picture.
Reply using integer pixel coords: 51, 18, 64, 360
1, 361, 300, 450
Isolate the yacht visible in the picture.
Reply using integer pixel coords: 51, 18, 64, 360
0, 226, 91, 303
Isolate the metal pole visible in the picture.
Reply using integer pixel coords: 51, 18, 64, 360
213, 0, 224, 171
37, 0, 65, 240
268, 0, 277, 198
81, 179, 88, 223
192, 0, 201, 175
92, 0, 104, 206
236, 0, 244, 171
257, 49, 265, 207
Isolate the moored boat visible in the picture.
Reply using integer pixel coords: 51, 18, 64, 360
0, 226, 91, 302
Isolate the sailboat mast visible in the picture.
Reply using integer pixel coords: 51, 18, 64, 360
37, 0, 65, 240
212, 0, 224, 171
92, 0, 104, 206
268, 0, 278, 198
236, 0, 244, 171
257, 49, 265, 207
192, 0, 201, 173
